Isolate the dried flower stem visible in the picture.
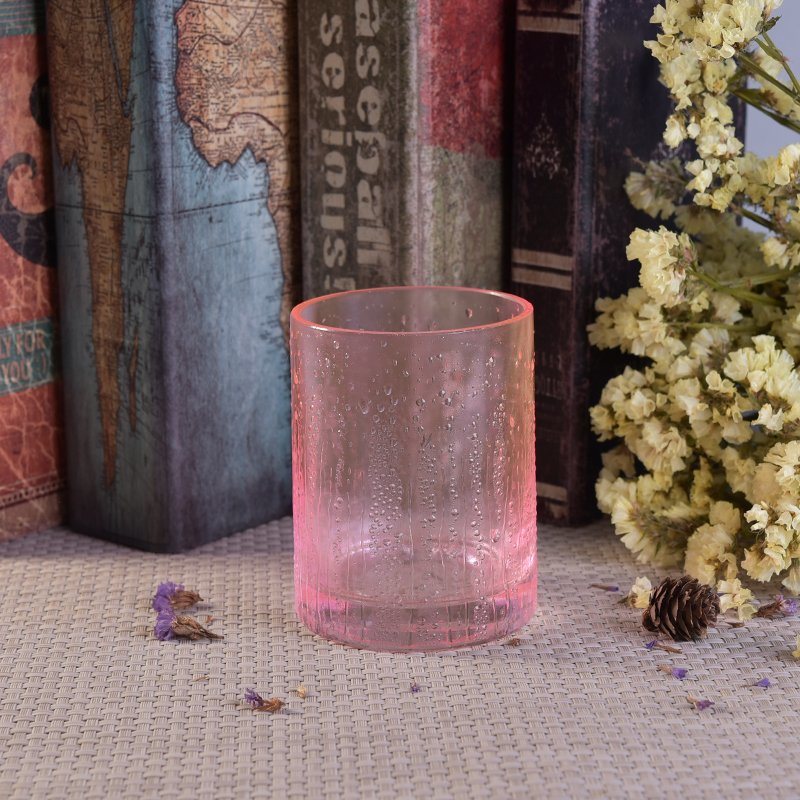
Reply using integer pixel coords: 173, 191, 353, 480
760, 32, 800, 95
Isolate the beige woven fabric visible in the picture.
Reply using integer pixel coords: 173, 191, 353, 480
0, 516, 796, 799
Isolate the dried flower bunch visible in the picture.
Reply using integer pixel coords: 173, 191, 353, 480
151, 581, 221, 641
591, 0, 800, 599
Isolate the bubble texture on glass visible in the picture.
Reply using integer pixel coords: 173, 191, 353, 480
291, 287, 536, 651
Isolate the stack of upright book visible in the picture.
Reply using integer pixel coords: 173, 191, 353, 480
1, 0, 710, 546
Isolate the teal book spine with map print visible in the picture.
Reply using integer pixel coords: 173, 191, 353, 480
47, 0, 299, 550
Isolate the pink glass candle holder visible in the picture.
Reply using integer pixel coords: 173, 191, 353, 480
290, 286, 536, 651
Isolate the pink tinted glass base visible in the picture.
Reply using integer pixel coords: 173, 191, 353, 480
295, 562, 537, 652
290, 287, 536, 652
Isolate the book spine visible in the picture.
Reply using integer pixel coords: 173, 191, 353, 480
298, 0, 510, 298
510, 0, 676, 524
511, 0, 582, 524
48, 0, 297, 550
0, 0, 64, 538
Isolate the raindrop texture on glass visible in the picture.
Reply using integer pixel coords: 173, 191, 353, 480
290, 287, 536, 651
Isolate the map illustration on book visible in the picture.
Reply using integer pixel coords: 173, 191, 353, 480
48, 0, 298, 550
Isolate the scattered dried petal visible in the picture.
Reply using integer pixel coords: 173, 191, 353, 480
205, 615, 215, 624
725, 620, 745, 628
152, 581, 204, 612
687, 695, 714, 711
171, 615, 222, 640
170, 589, 204, 611
244, 689, 284, 713
293, 685, 309, 699
152, 582, 181, 613
410, 682, 421, 693
756, 595, 799, 619
505, 637, 522, 647
590, 583, 620, 592
647, 640, 682, 654
254, 698, 284, 713
245, 688, 264, 707
658, 665, 687, 680
154, 609, 176, 641
754, 678, 771, 688
624, 577, 653, 609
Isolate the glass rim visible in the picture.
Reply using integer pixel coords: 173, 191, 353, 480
290, 285, 533, 336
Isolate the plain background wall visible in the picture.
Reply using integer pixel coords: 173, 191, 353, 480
746, 2, 800, 155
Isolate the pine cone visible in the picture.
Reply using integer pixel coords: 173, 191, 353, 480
642, 576, 720, 641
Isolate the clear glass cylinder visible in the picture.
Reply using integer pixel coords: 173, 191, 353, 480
290, 286, 536, 651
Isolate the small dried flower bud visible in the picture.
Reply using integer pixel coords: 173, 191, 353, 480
254, 698, 285, 713
245, 688, 264, 707
687, 695, 714, 711
756, 595, 798, 619
152, 581, 204, 612
172, 615, 223, 640
293, 685, 309, 699
244, 689, 284, 712
658, 664, 687, 680
170, 589, 204, 611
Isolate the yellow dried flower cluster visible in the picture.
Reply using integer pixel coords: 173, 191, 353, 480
591, 0, 800, 598
629, 576, 655, 609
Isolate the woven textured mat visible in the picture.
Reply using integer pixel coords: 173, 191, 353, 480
0, 517, 797, 800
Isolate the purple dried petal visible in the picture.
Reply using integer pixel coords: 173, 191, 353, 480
756, 594, 799, 619
410, 682, 421, 693
672, 668, 688, 680
695, 699, 713, 710
755, 678, 771, 688
152, 595, 173, 613
590, 583, 619, 592
152, 581, 183, 611
244, 688, 264, 708
645, 640, 657, 650
154, 609, 176, 641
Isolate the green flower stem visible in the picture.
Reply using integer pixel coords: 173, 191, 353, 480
724, 271, 796, 288
732, 88, 800, 135
726, 287, 782, 307
760, 32, 800, 96
739, 51, 800, 104
688, 267, 782, 307
732, 203, 779, 232
674, 322, 761, 332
